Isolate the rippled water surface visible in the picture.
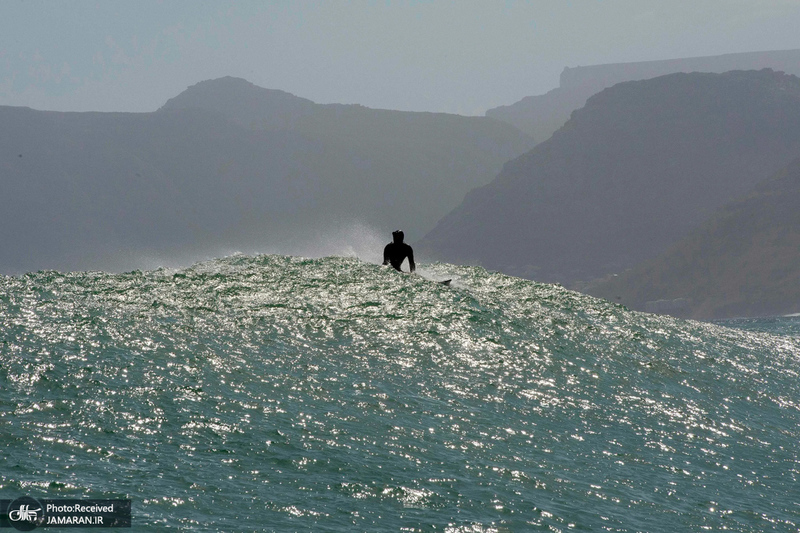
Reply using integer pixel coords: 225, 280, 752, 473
2, 255, 799, 531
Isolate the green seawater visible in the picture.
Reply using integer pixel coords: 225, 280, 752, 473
1, 255, 799, 532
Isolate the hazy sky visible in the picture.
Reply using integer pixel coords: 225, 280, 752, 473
2, 0, 800, 115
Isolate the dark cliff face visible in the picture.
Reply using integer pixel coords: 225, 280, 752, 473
421, 69, 800, 287
588, 156, 800, 320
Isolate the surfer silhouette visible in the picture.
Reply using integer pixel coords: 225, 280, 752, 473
383, 230, 415, 273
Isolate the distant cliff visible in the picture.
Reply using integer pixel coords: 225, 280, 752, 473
421, 70, 800, 291
487, 49, 800, 144
0, 78, 533, 274
587, 157, 800, 319
158, 77, 534, 241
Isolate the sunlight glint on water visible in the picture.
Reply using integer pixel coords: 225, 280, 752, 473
1, 255, 799, 531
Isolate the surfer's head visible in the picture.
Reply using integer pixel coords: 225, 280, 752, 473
392, 230, 404, 243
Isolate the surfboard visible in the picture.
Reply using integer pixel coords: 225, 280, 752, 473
439, 279, 452, 286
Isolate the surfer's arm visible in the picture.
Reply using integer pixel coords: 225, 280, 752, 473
382, 244, 390, 266
408, 248, 415, 273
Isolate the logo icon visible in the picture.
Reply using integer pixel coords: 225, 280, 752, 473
7, 497, 45, 531
9, 505, 41, 522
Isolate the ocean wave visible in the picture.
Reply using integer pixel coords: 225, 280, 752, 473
1, 255, 798, 531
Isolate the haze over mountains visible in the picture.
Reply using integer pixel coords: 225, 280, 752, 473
6, 55, 800, 319
0, 77, 532, 274
420, 69, 800, 318
487, 49, 800, 145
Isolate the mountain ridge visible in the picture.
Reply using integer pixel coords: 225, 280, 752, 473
0, 77, 533, 274
420, 69, 800, 294
487, 49, 800, 144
